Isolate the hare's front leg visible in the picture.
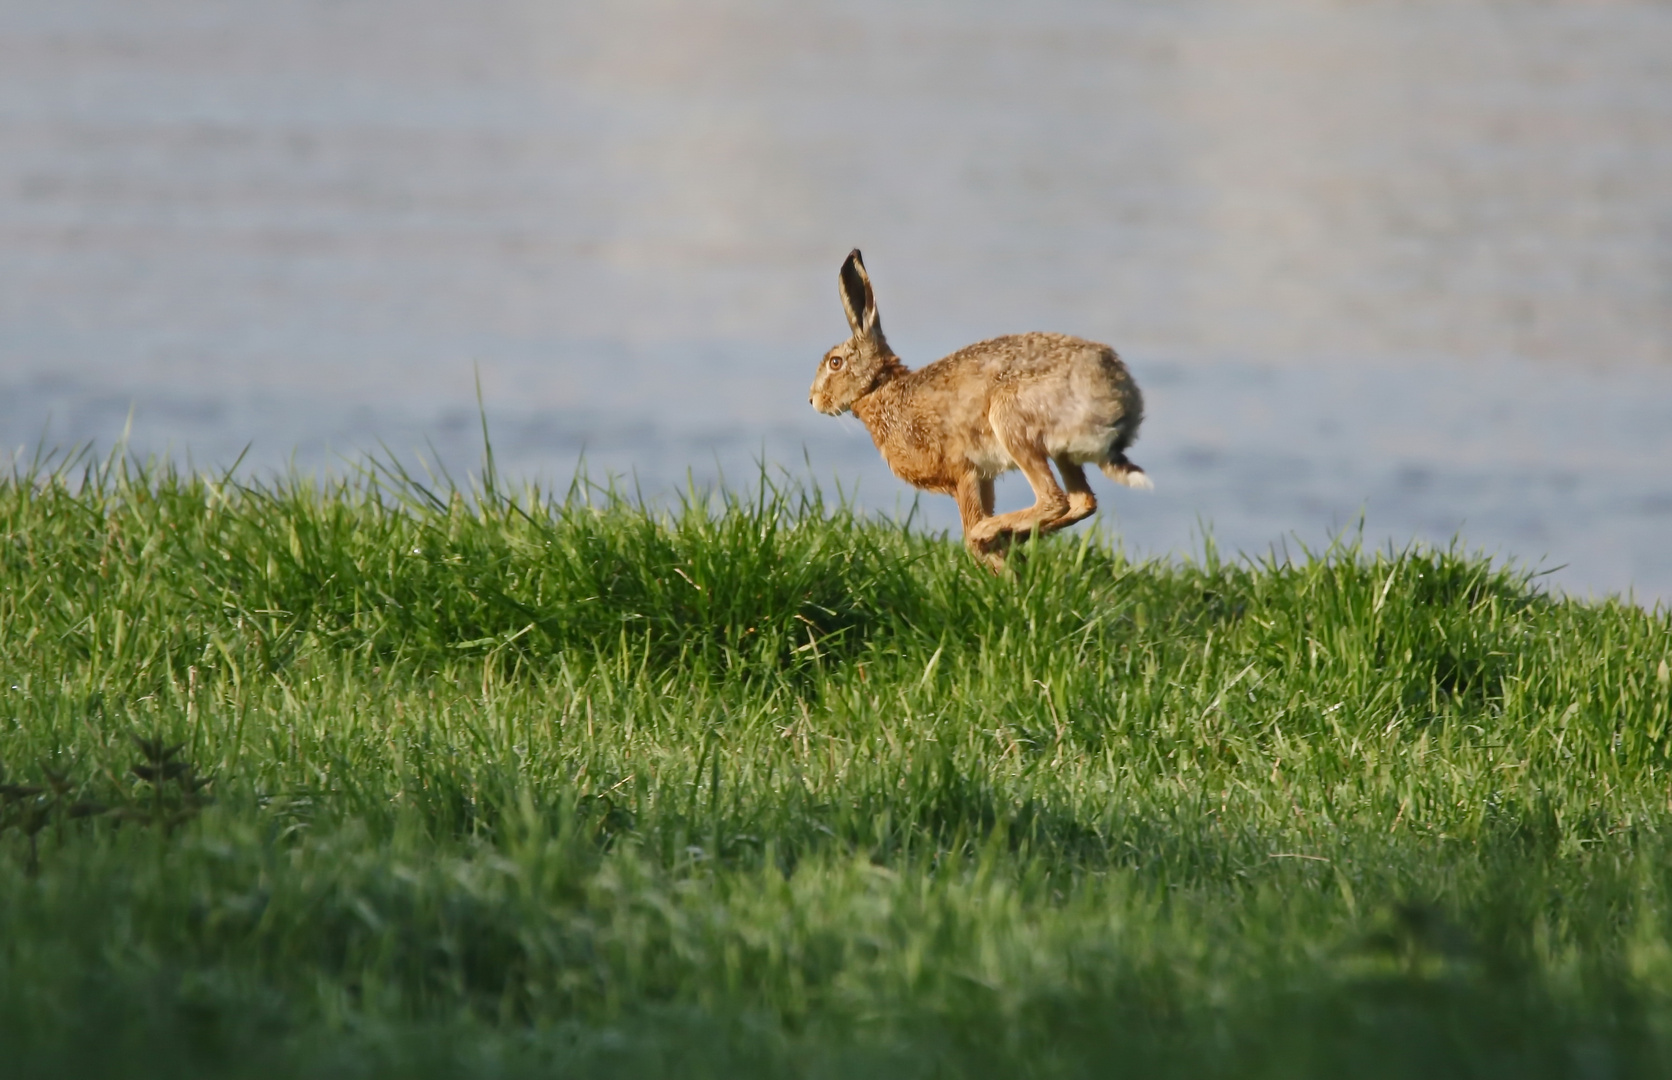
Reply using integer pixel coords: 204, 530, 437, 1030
954, 472, 1007, 572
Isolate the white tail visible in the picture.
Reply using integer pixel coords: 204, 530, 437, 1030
1100, 460, 1153, 490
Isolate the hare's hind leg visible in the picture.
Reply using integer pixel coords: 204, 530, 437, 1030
1042, 458, 1097, 530
967, 408, 1070, 548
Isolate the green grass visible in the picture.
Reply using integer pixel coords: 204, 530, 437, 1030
1, 445, 1670, 1078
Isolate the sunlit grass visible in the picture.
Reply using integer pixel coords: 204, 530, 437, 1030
2, 445, 1670, 1078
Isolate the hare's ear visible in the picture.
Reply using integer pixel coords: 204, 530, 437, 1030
838, 249, 881, 342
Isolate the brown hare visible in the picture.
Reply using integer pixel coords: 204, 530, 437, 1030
809, 249, 1149, 573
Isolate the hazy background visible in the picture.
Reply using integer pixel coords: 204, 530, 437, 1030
2, 0, 1669, 601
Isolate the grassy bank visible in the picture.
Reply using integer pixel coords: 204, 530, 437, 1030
1, 448, 1669, 1078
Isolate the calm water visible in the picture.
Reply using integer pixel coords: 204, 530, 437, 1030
2, 0, 1669, 600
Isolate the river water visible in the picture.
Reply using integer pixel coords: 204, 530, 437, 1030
2, 0, 1669, 601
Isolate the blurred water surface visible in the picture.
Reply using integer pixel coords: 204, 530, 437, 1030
1, 0, 1669, 600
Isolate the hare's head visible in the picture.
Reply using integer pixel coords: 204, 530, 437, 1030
810, 249, 895, 415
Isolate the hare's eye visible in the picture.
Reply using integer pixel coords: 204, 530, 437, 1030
828, 356, 844, 370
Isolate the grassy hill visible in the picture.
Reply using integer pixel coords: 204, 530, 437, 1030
2, 449, 1669, 1078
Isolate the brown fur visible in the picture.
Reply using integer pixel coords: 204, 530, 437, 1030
809, 249, 1149, 573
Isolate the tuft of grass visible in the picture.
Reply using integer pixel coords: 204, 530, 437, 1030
1, 445, 1670, 1078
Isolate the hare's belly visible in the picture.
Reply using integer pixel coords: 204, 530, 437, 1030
960, 428, 1121, 478
1044, 425, 1123, 464
964, 436, 1017, 479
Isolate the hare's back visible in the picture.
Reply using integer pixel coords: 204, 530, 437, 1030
931, 332, 1133, 406
930, 332, 1126, 386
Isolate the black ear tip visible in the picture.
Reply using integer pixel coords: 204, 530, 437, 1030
845, 248, 863, 268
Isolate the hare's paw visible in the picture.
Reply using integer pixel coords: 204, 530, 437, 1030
965, 525, 1015, 574
967, 517, 1008, 546
968, 537, 1011, 574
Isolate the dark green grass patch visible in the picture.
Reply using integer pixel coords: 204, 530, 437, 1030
1, 448, 1670, 1078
